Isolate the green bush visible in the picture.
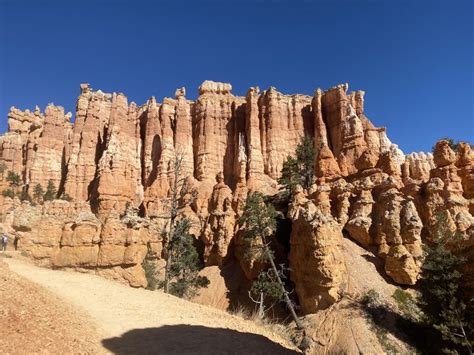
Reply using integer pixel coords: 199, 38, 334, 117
43, 180, 57, 201
360, 289, 381, 308
6, 171, 21, 188
392, 289, 423, 323
2, 189, 15, 198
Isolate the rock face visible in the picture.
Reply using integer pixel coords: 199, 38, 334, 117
288, 185, 347, 313
0, 82, 472, 316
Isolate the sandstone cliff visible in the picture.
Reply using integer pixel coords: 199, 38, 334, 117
0, 81, 472, 318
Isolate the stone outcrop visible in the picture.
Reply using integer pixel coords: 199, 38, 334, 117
202, 172, 236, 266
64, 84, 111, 202
3, 199, 162, 288
0, 82, 472, 316
288, 185, 347, 313
28, 105, 72, 190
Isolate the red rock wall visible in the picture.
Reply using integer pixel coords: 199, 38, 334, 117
1, 81, 472, 315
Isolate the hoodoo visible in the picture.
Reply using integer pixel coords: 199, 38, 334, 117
0, 81, 472, 314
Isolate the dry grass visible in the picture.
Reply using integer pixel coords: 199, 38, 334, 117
229, 305, 294, 344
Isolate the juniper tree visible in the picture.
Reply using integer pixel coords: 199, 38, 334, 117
278, 136, 315, 193
420, 214, 473, 354
239, 192, 303, 329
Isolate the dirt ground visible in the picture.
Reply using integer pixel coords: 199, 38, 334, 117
0, 255, 101, 354
0, 253, 298, 354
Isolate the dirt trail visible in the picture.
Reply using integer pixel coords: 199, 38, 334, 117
2, 255, 297, 354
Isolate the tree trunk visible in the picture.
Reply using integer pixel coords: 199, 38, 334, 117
258, 292, 264, 319
264, 246, 304, 330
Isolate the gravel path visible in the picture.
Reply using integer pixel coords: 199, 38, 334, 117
3, 256, 297, 354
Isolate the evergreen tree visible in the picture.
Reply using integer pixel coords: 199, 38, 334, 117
4, 171, 21, 197
0, 163, 6, 174
249, 266, 287, 319
160, 150, 208, 297
43, 180, 57, 201
278, 136, 315, 193
6, 171, 21, 188
421, 214, 473, 354
239, 192, 303, 329
279, 156, 300, 194
163, 218, 209, 298
33, 184, 45, 203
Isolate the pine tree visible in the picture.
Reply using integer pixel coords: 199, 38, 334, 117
278, 136, 315, 193
249, 266, 287, 319
6, 171, 21, 188
160, 150, 208, 297
164, 218, 209, 298
4, 171, 21, 197
279, 156, 300, 193
43, 180, 57, 201
421, 214, 473, 354
33, 184, 45, 203
239, 192, 304, 329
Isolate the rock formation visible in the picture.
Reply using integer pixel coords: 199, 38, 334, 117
288, 185, 347, 313
0, 82, 472, 316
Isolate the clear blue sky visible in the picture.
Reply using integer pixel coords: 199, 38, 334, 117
0, 0, 472, 153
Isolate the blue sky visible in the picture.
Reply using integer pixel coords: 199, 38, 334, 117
0, 0, 472, 153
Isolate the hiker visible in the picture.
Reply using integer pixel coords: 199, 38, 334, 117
13, 234, 19, 251
1, 233, 8, 251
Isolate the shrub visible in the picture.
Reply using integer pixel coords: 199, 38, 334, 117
360, 289, 381, 308
6, 171, 21, 188
392, 289, 423, 323
43, 180, 57, 201
2, 189, 15, 198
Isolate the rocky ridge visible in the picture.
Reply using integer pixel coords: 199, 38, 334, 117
0, 81, 472, 315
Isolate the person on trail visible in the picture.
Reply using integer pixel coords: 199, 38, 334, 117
13, 234, 19, 251
1, 233, 8, 252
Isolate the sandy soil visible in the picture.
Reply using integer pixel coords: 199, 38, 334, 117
1, 253, 298, 354
0, 256, 101, 354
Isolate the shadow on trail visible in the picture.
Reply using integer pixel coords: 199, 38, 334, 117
102, 324, 298, 355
